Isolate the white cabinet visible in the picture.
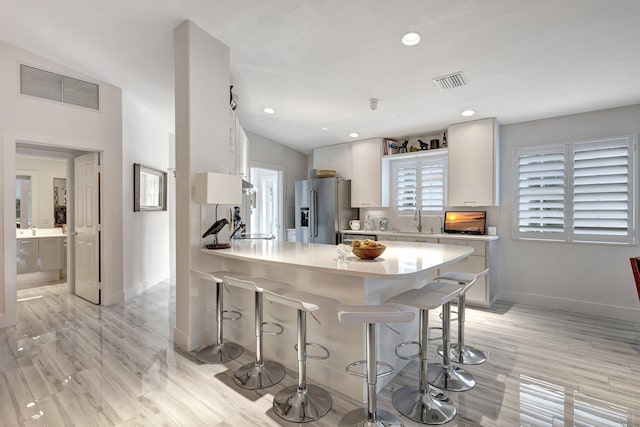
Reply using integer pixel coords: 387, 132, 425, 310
313, 143, 351, 179
350, 138, 388, 207
437, 238, 497, 307
17, 239, 38, 274
447, 118, 499, 206
39, 238, 62, 271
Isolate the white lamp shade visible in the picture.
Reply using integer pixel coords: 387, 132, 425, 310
194, 172, 242, 205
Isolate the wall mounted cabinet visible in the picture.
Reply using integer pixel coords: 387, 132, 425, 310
447, 117, 500, 206
313, 143, 351, 179
350, 138, 388, 207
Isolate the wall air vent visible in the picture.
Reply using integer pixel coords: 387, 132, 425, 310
20, 64, 99, 110
433, 71, 467, 91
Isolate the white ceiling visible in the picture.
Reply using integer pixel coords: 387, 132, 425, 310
2, 0, 639, 154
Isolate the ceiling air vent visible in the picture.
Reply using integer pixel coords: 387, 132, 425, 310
433, 71, 467, 91
20, 64, 99, 110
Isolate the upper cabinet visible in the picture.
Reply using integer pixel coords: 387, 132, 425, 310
350, 137, 388, 208
447, 118, 500, 207
313, 143, 351, 179
230, 108, 249, 179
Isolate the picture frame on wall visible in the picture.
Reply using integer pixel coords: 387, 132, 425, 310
134, 163, 167, 212
54, 206, 66, 227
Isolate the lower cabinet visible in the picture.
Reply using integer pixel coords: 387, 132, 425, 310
17, 239, 38, 274
437, 238, 497, 308
39, 238, 63, 271
17, 237, 64, 274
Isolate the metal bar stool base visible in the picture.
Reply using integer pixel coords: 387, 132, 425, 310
339, 408, 403, 427
438, 344, 487, 365
393, 385, 456, 425
233, 360, 285, 390
427, 363, 475, 392
273, 384, 332, 423
196, 342, 243, 364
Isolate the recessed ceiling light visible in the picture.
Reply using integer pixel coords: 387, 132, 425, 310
349, 132, 359, 138
321, 127, 329, 131
461, 109, 476, 117
401, 32, 421, 46
263, 107, 276, 114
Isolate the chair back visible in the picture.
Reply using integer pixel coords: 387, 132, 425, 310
629, 257, 640, 301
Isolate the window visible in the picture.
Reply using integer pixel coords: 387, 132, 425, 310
393, 154, 447, 215
514, 135, 637, 244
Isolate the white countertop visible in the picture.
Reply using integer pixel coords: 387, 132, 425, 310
16, 232, 67, 240
340, 229, 499, 241
202, 239, 473, 279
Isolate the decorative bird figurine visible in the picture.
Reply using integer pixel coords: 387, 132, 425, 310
418, 139, 429, 150
203, 218, 229, 238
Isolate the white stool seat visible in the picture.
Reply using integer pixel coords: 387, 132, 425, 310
388, 282, 462, 311
264, 289, 338, 312
223, 275, 291, 293
337, 304, 415, 325
436, 268, 489, 294
190, 269, 234, 283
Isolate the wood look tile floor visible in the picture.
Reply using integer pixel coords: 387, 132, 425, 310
2, 281, 639, 426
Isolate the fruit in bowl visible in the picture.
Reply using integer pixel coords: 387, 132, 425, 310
351, 239, 386, 259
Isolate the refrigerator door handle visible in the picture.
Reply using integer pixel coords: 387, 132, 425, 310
310, 190, 318, 238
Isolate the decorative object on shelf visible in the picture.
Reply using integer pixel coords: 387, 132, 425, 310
430, 139, 440, 150
409, 145, 418, 152
230, 85, 238, 110
384, 139, 398, 155
316, 169, 336, 178
399, 139, 409, 153
442, 131, 448, 148
134, 163, 167, 212
418, 139, 429, 150
203, 218, 231, 249
379, 217, 389, 231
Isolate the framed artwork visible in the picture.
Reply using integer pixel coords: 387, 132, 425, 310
134, 163, 167, 212
54, 206, 66, 227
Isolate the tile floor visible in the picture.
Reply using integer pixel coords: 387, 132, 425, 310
2, 281, 639, 426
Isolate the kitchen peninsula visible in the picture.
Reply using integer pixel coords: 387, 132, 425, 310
200, 239, 473, 399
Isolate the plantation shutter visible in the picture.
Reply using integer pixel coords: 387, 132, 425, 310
572, 138, 633, 241
396, 163, 417, 212
516, 148, 566, 235
420, 160, 445, 211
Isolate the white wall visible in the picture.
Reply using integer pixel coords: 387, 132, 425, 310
498, 104, 640, 321
122, 92, 170, 299
0, 40, 123, 327
174, 21, 235, 351
15, 156, 67, 228
247, 131, 308, 229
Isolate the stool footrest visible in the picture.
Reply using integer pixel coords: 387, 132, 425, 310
262, 321, 284, 335
395, 341, 421, 360
428, 326, 443, 342
345, 360, 395, 378
294, 342, 330, 360
439, 311, 458, 322
223, 310, 242, 321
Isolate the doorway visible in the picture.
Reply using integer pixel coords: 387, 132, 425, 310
249, 166, 284, 240
14, 142, 102, 304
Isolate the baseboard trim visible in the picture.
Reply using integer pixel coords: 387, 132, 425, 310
498, 290, 640, 323
124, 275, 170, 300
173, 326, 207, 352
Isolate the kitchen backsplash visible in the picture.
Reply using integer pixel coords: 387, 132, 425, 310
357, 206, 500, 234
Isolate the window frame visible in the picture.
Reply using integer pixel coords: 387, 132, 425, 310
390, 152, 448, 217
513, 135, 638, 245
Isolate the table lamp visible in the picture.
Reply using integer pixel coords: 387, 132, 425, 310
194, 172, 242, 249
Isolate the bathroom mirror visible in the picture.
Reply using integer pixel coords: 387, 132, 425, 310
134, 163, 167, 212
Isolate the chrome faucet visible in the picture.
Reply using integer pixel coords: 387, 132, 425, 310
414, 209, 422, 232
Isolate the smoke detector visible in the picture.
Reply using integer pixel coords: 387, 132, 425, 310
370, 98, 378, 111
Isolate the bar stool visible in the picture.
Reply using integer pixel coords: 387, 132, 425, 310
190, 270, 243, 364
263, 289, 339, 423
223, 275, 291, 390
435, 269, 490, 365
387, 282, 462, 424
337, 304, 415, 427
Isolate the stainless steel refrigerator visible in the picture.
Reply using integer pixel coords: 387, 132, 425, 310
295, 178, 358, 244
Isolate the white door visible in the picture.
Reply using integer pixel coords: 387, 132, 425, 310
74, 152, 100, 304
